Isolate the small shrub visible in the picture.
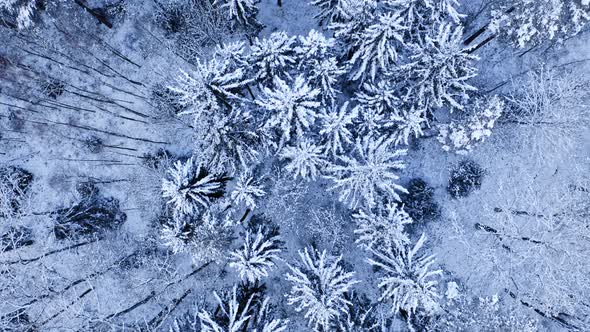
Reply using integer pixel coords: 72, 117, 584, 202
448, 160, 485, 198
84, 136, 104, 154
41, 80, 65, 99
0, 166, 33, 217
53, 191, 126, 240
401, 178, 439, 222
1, 226, 34, 251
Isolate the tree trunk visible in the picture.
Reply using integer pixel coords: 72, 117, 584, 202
277, 0, 282, 7
73, 0, 113, 29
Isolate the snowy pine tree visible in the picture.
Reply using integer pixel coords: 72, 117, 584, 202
393, 106, 427, 146
213, 0, 260, 26
0, 0, 36, 29
230, 171, 266, 209
491, 0, 590, 48
250, 31, 297, 81
326, 136, 407, 209
279, 139, 327, 181
318, 102, 358, 157
348, 12, 407, 81
355, 80, 400, 115
168, 59, 251, 123
256, 75, 321, 148
353, 203, 412, 250
367, 234, 442, 328
160, 211, 233, 263
196, 107, 264, 174
400, 23, 478, 114
162, 157, 229, 217
286, 247, 359, 331
229, 226, 283, 283
310, 0, 347, 25
295, 29, 336, 63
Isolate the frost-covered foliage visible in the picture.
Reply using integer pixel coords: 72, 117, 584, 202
437, 95, 504, 154
429, 291, 539, 332
354, 204, 412, 250
257, 75, 321, 148
0, 167, 33, 218
160, 211, 233, 263
491, 0, 590, 48
280, 139, 327, 181
196, 108, 264, 174
197, 286, 289, 332
326, 136, 407, 209
214, 0, 259, 26
318, 102, 358, 157
0, 0, 36, 29
250, 31, 297, 81
400, 23, 478, 113
368, 234, 442, 327
295, 30, 345, 101
231, 172, 266, 209
229, 226, 283, 283
348, 12, 406, 81
167, 60, 250, 123
305, 208, 351, 251
310, 0, 347, 25
355, 80, 399, 115
286, 247, 359, 330
383, 0, 464, 38
505, 68, 590, 158
162, 157, 229, 217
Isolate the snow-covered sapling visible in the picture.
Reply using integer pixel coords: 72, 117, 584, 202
318, 101, 358, 158
354, 203, 412, 250
162, 157, 229, 217
280, 139, 327, 181
447, 159, 485, 198
231, 171, 266, 209
326, 136, 407, 209
229, 226, 283, 283
286, 247, 359, 331
250, 31, 297, 82
368, 234, 442, 328
491, 0, 590, 48
256, 75, 321, 149
213, 0, 260, 26
349, 12, 407, 81
400, 23, 478, 113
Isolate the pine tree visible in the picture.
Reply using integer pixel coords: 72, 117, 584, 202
229, 226, 283, 283
353, 203, 412, 250
230, 171, 266, 209
308, 57, 347, 102
349, 12, 407, 81
491, 0, 590, 48
160, 211, 233, 263
310, 0, 347, 25
354, 80, 400, 115
196, 107, 264, 174
400, 23, 478, 114
286, 247, 359, 331
330, 0, 378, 47
279, 139, 327, 181
162, 157, 229, 217
367, 234, 442, 328
318, 102, 358, 157
0, 0, 36, 29
295, 29, 337, 63
256, 75, 321, 148
168, 59, 251, 123
393, 106, 427, 146
250, 31, 297, 81
214, 0, 260, 26
326, 136, 407, 209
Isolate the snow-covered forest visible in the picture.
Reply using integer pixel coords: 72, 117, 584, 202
0, 0, 589, 331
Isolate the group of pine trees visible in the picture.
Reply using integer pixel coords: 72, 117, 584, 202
152, 0, 590, 331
